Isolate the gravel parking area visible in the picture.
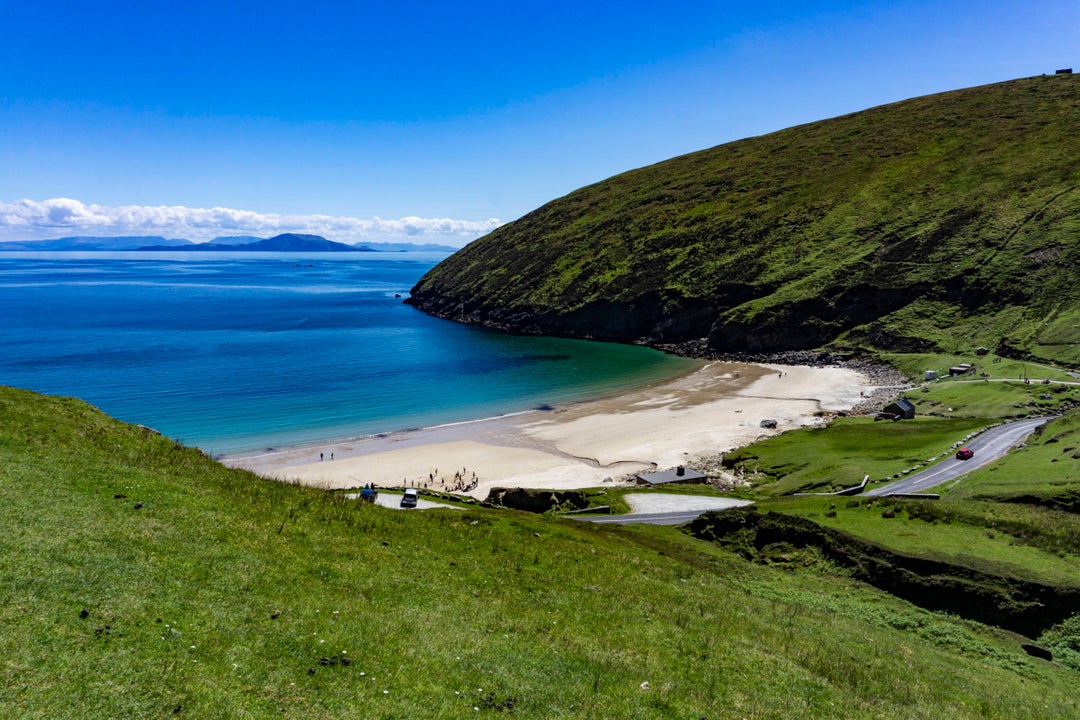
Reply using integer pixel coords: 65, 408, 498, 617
623, 493, 752, 514
344, 492, 463, 511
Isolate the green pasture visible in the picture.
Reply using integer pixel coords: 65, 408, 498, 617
722, 416, 988, 495
944, 412, 1080, 505
3, 385, 1079, 718
880, 351, 1079, 384
911, 379, 1078, 418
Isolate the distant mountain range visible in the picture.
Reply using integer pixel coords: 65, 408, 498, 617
359, 241, 464, 253
0, 234, 459, 252
138, 233, 370, 252
0, 236, 193, 251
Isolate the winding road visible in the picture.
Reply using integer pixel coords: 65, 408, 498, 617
864, 416, 1051, 496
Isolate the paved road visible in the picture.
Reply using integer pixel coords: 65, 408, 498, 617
865, 416, 1050, 496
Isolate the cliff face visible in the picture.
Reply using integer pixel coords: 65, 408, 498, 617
408, 75, 1080, 363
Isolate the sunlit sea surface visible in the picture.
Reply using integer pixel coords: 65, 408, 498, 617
0, 252, 699, 454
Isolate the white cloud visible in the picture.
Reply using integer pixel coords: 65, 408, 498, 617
0, 198, 503, 246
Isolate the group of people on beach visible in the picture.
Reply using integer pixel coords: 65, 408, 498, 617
408, 466, 479, 493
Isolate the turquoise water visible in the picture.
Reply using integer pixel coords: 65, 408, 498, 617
0, 252, 698, 454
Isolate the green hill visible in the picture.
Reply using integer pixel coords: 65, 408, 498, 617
4, 386, 1080, 717
408, 75, 1080, 364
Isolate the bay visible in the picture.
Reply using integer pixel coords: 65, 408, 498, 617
0, 251, 698, 455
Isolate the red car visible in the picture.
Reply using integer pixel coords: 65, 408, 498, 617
956, 447, 974, 460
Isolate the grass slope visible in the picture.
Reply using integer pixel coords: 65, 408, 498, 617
409, 74, 1080, 362
948, 411, 1080, 508
721, 415, 989, 494
3, 386, 1080, 717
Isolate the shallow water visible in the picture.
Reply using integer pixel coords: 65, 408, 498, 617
0, 251, 699, 453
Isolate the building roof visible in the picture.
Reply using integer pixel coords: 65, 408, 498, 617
635, 467, 707, 485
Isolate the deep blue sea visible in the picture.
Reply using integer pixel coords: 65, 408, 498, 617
0, 252, 698, 454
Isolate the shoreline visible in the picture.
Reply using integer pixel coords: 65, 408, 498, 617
223, 359, 892, 499
219, 355, 710, 466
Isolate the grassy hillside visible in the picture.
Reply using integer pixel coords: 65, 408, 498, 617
409, 74, 1080, 364
4, 385, 1080, 717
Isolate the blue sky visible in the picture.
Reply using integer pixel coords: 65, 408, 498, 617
0, 0, 1076, 246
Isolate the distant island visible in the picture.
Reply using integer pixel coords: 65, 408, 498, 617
138, 233, 370, 252
0, 234, 460, 252
0, 236, 192, 251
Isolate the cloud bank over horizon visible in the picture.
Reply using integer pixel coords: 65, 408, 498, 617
0, 198, 503, 247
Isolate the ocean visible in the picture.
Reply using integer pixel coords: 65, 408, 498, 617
0, 252, 699, 455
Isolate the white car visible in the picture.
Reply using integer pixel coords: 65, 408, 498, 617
400, 488, 419, 508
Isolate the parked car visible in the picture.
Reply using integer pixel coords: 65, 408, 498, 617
401, 488, 419, 508
955, 447, 974, 460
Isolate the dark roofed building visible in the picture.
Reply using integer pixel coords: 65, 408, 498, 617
882, 398, 916, 420
635, 466, 707, 486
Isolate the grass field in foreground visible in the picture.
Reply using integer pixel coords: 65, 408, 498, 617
2, 385, 1079, 718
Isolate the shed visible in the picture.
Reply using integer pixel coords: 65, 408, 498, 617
635, 466, 706, 486
949, 363, 974, 376
882, 398, 916, 420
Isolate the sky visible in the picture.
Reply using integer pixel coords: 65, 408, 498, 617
0, 0, 1077, 246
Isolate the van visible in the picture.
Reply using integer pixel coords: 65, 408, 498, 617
401, 488, 419, 508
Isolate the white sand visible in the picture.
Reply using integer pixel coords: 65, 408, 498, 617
223, 361, 875, 499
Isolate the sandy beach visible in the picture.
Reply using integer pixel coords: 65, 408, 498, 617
222, 361, 880, 498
